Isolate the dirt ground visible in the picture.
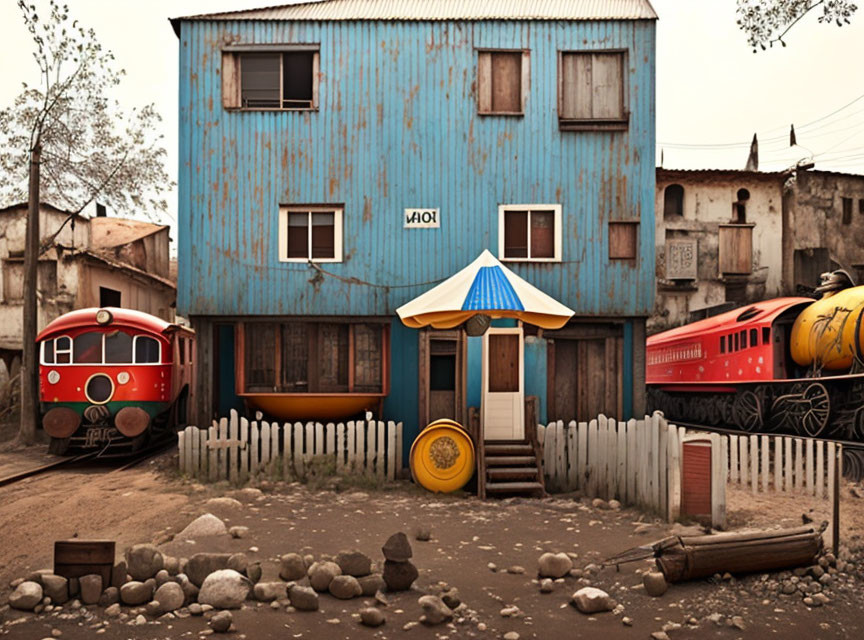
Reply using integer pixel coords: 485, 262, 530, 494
1, 446, 863, 639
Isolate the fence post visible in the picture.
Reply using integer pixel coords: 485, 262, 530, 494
219, 417, 229, 480
336, 423, 346, 473
229, 415, 239, 483
556, 420, 567, 492
305, 422, 315, 465
785, 437, 793, 493
387, 421, 397, 481
365, 421, 375, 474
616, 421, 627, 503
806, 438, 814, 496
178, 430, 186, 475
250, 421, 259, 477
587, 418, 599, 497
750, 434, 758, 495
627, 419, 637, 502
567, 421, 578, 492
282, 423, 291, 479
293, 423, 303, 476
832, 445, 842, 554
667, 423, 680, 522
730, 435, 738, 484
326, 423, 335, 459
794, 438, 804, 493
396, 422, 404, 474
816, 440, 825, 499
739, 436, 748, 489
579, 421, 589, 491
710, 432, 726, 529
658, 416, 668, 516
376, 420, 385, 481
347, 421, 357, 472
208, 423, 218, 483
761, 435, 769, 493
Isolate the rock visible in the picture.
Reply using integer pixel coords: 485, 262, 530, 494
279, 553, 307, 581
382, 532, 412, 562
383, 560, 418, 591
146, 600, 162, 616
104, 603, 121, 617
571, 587, 616, 614
358, 574, 386, 596
154, 582, 185, 612
622, 616, 633, 626
507, 566, 526, 575
414, 526, 432, 542
111, 561, 128, 587
539, 579, 555, 593
503, 633, 520, 640
329, 575, 362, 599
246, 562, 262, 584
781, 581, 797, 595
608, 499, 622, 510
68, 577, 79, 597
98, 587, 119, 607
651, 632, 670, 640
288, 585, 319, 611
209, 610, 233, 632
253, 582, 287, 602
643, 571, 668, 597
176, 513, 228, 540
9, 581, 43, 610
120, 581, 153, 606
25, 569, 52, 585
360, 607, 385, 627
731, 616, 746, 630
163, 556, 180, 576
228, 526, 249, 539
186, 553, 232, 587
336, 550, 372, 577
178, 574, 199, 602
308, 561, 342, 592
419, 595, 453, 625
125, 544, 164, 581
538, 552, 573, 578
591, 498, 609, 509
198, 570, 250, 609
79, 574, 103, 605
154, 569, 171, 586
207, 497, 243, 510
226, 553, 249, 575
41, 575, 69, 605
441, 589, 461, 609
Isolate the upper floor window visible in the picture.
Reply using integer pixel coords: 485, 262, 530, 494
558, 50, 628, 131
663, 184, 684, 217
842, 197, 853, 225
278, 205, 343, 263
477, 50, 529, 116
734, 188, 750, 223
609, 221, 638, 260
498, 205, 561, 262
222, 47, 319, 111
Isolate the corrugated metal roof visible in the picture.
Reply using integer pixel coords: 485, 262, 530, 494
175, 0, 658, 23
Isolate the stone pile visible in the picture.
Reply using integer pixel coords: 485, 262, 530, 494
382, 532, 418, 591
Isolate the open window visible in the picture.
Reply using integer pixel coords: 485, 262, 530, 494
223, 46, 319, 110
498, 205, 562, 262
477, 50, 530, 115
558, 50, 628, 130
664, 184, 684, 217
278, 205, 343, 263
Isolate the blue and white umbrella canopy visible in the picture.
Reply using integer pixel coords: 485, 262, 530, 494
397, 250, 575, 330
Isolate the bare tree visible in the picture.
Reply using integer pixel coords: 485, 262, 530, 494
0, 1, 173, 445
737, 0, 858, 50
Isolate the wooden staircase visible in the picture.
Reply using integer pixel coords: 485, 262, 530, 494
482, 440, 546, 497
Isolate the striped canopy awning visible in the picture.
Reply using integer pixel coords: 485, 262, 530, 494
396, 250, 575, 330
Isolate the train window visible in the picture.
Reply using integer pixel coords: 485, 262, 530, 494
134, 336, 161, 363
733, 333, 739, 351
105, 331, 133, 363
179, 338, 186, 365
750, 328, 758, 347
720, 336, 726, 353
74, 332, 103, 363
762, 327, 771, 345
740, 330, 747, 349
43, 340, 54, 364
55, 336, 71, 364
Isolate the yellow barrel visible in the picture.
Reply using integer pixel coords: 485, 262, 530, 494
410, 419, 476, 493
791, 285, 864, 370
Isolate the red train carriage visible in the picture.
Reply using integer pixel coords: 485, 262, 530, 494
37, 308, 195, 455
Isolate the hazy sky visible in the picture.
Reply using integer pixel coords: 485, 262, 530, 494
1, 0, 863, 229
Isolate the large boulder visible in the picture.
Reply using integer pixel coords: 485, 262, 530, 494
288, 585, 319, 611
419, 595, 453, 625
9, 581, 42, 610
198, 569, 250, 609
154, 582, 185, 612
120, 581, 153, 606
186, 553, 232, 587
79, 574, 103, 605
308, 561, 341, 592
538, 552, 573, 579
125, 544, 164, 581
336, 550, 372, 577
41, 574, 68, 605
329, 575, 362, 599
571, 587, 616, 614
279, 553, 307, 581
253, 582, 288, 602
177, 513, 228, 540
383, 560, 418, 592
382, 533, 412, 562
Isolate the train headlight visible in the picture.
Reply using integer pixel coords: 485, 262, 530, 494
96, 309, 113, 325
117, 371, 130, 385
47, 370, 60, 384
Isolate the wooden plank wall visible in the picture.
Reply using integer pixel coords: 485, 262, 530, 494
179, 409, 403, 483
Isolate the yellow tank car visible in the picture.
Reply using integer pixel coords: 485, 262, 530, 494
791, 285, 864, 370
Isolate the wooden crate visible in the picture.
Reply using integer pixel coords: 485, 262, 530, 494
54, 540, 115, 585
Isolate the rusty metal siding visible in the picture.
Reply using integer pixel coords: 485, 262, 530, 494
177, 18, 656, 318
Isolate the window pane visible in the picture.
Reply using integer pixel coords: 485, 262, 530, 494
353, 324, 383, 392
720, 336, 725, 354
241, 53, 281, 107
287, 212, 309, 259
430, 354, 456, 391
245, 323, 276, 391
763, 327, 771, 345
281, 322, 309, 391
282, 51, 314, 106
591, 53, 623, 119
750, 329, 758, 348
560, 53, 592, 120
74, 332, 103, 364
311, 212, 335, 259
43, 340, 54, 364
740, 330, 747, 349
530, 210, 555, 258
490, 52, 521, 112
318, 323, 349, 392
135, 336, 161, 363
105, 331, 133, 363
504, 210, 528, 258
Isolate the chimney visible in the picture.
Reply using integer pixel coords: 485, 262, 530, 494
96, 203, 107, 217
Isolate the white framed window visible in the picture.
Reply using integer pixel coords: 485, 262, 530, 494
278, 205, 343, 263
498, 204, 562, 262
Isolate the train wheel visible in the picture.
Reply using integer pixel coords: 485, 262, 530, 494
732, 390, 763, 432
48, 437, 70, 456
799, 383, 831, 438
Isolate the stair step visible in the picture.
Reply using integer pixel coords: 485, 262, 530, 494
484, 455, 536, 466
484, 443, 534, 455
487, 467, 539, 480
485, 481, 545, 494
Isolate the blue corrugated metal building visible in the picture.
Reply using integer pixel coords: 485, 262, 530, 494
172, 0, 657, 459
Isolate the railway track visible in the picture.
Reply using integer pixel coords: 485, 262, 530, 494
667, 417, 864, 482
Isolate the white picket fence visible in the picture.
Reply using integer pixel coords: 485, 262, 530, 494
178, 409, 404, 483
725, 433, 841, 499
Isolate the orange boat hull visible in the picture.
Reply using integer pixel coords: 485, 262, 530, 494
240, 393, 383, 421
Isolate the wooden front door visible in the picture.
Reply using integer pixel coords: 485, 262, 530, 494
482, 328, 524, 440
681, 440, 712, 520
418, 330, 466, 427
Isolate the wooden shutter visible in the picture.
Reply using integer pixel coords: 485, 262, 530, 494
719, 225, 753, 274
530, 210, 555, 258
478, 51, 527, 114
560, 53, 592, 120
609, 222, 638, 260
592, 53, 624, 119
222, 52, 241, 109
478, 52, 492, 112
560, 51, 626, 125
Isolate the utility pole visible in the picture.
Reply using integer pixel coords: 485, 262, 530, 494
20, 143, 41, 445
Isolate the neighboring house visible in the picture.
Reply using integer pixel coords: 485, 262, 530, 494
0, 202, 176, 376
172, 0, 658, 450
651, 167, 864, 334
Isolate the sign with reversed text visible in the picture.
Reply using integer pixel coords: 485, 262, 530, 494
404, 208, 440, 228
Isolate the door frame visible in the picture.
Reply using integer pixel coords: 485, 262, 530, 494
481, 326, 525, 441
417, 329, 467, 429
